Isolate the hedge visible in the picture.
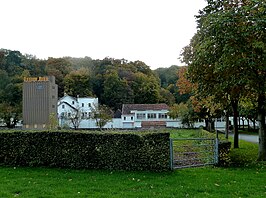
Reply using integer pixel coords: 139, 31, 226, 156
218, 141, 232, 167
0, 131, 170, 171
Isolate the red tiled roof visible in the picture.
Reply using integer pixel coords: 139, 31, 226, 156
122, 104, 169, 115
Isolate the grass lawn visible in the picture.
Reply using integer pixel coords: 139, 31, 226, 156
0, 129, 265, 198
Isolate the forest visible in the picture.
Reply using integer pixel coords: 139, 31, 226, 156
0, 48, 189, 127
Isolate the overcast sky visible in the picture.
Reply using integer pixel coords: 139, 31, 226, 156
1, 0, 206, 69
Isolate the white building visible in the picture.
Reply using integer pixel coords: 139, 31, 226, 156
121, 104, 173, 129
58, 94, 99, 129
57, 95, 228, 130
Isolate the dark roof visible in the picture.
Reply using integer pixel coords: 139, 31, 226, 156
58, 101, 77, 111
122, 104, 169, 115
113, 109, 122, 118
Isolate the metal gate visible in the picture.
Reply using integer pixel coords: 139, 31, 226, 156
170, 138, 218, 169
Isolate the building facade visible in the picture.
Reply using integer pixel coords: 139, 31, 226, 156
57, 94, 99, 128
121, 104, 171, 129
23, 76, 58, 129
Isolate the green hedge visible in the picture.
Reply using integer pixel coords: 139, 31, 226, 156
0, 131, 170, 171
218, 141, 231, 167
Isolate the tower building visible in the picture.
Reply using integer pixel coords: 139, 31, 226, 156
23, 76, 58, 129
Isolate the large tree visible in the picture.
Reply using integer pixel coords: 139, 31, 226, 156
183, 0, 266, 159
0, 70, 23, 128
45, 57, 71, 97
64, 68, 93, 97
102, 70, 134, 110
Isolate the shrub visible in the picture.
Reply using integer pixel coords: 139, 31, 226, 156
0, 131, 170, 171
217, 141, 231, 167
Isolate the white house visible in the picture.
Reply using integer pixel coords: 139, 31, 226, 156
58, 94, 99, 129
57, 95, 228, 130
121, 104, 173, 129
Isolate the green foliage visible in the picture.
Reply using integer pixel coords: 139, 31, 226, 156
0, 131, 170, 171
0, 50, 169, 113
48, 113, 58, 130
132, 72, 161, 104
0, 130, 265, 197
102, 70, 133, 110
154, 66, 190, 104
64, 68, 93, 97
154, 65, 179, 88
182, 0, 266, 153
218, 141, 231, 167
45, 57, 71, 97
91, 105, 113, 129
168, 101, 196, 127
229, 138, 261, 167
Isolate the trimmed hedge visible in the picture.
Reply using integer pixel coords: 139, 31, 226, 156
218, 141, 232, 167
0, 131, 170, 171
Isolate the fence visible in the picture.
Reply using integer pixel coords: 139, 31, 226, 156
170, 138, 218, 169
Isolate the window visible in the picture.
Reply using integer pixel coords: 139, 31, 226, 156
124, 117, 126, 120
137, 113, 145, 119
148, 113, 156, 119
131, 117, 133, 121
52, 95, 55, 99
52, 105, 55, 108
88, 112, 91, 118
62, 105, 65, 109
82, 103, 84, 107
72, 101, 75, 105
68, 113, 71, 117
158, 113, 167, 119
88, 103, 91, 107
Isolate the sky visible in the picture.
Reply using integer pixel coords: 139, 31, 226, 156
1, 0, 206, 69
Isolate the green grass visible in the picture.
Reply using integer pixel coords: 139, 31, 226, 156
0, 165, 265, 197
0, 129, 265, 198
168, 128, 216, 139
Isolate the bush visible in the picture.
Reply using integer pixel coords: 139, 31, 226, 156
218, 141, 231, 167
0, 131, 170, 171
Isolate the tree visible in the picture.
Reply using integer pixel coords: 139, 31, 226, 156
154, 65, 179, 88
66, 108, 83, 130
91, 104, 113, 130
0, 70, 22, 128
45, 57, 71, 97
64, 68, 93, 97
102, 70, 133, 110
64, 56, 94, 71
0, 102, 20, 128
0, 49, 23, 76
132, 72, 161, 104
159, 88, 175, 106
48, 113, 58, 130
176, 66, 223, 131
182, 0, 266, 159
21, 54, 47, 76
168, 101, 196, 128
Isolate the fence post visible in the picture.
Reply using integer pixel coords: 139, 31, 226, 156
214, 137, 219, 165
169, 138, 173, 170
